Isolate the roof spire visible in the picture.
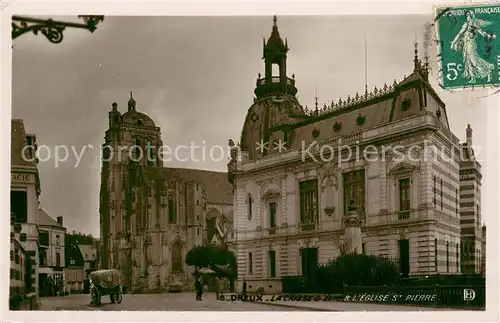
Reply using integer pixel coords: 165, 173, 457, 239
273, 15, 277, 28
128, 90, 136, 111
413, 34, 422, 72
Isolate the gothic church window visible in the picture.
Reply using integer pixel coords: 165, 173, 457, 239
171, 242, 183, 273
168, 198, 176, 223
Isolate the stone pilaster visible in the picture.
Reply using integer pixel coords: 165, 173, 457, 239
343, 204, 363, 253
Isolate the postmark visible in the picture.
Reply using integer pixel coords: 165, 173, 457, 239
435, 3, 500, 90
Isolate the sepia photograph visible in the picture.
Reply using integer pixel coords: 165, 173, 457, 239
4, 1, 499, 321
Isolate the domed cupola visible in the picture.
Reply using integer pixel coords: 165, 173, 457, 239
254, 15, 298, 99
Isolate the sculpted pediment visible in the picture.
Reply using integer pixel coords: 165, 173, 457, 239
388, 160, 418, 175
261, 181, 281, 199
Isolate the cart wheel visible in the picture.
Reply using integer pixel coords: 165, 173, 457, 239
115, 286, 123, 304
91, 288, 101, 306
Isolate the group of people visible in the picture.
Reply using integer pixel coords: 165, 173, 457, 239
194, 276, 221, 301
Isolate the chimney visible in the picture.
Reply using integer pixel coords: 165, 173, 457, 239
466, 124, 473, 146
56, 216, 63, 226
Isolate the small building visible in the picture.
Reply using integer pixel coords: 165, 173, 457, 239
64, 244, 85, 292
37, 209, 66, 296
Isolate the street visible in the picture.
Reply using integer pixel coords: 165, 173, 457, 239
39, 293, 302, 311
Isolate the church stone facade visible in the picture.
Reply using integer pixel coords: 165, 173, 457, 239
228, 17, 483, 294
99, 94, 233, 293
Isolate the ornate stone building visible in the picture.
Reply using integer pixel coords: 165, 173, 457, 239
99, 93, 233, 292
228, 17, 479, 293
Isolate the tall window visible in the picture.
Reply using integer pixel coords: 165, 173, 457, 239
135, 139, 141, 160
434, 238, 438, 272
39, 249, 47, 266
343, 169, 365, 214
146, 140, 154, 166
362, 243, 366, 254
440, 178, 443, 210
455, 188, 459, 216
268, 250, 276, 278
248, 252, 253, 274
399, 178, 410, 219
433, 175, 437, 207
247, 194, 253, 220
476, 204, 480, 225
38, 231, 49, 247
446, 241, 449, 272
56, 252, 61, 267
171, 242, 183, 273
10, 191, 28, 223
299, 180, 318, 229
168, 198, 176, 223
269, 202, 277, 229
456, 243, 459, 272
26, 135, 34, 159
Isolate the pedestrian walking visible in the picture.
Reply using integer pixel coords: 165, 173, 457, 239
198, 276, 204, 301
242, 280, 247, 300
214, 276, 220, 300
194, 276, 202, 301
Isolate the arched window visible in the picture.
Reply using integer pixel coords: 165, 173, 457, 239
247, 194, 253, 220
171, 242, 183, 273
146, 140, 154, 166
135, 139, 141, 160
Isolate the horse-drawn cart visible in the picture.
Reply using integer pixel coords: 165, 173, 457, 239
89, 269, 123, 306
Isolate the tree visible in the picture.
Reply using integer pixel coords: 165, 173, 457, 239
185, 244, 235, 270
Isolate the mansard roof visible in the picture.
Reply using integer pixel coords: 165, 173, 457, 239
269, 67, 448, 153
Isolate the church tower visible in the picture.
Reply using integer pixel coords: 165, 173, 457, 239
99, 92, 165, 284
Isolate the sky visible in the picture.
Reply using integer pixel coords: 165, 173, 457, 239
12, 15, 495, 236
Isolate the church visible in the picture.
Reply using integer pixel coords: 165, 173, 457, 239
227, 16, 484, 294
99, 93, 233, 292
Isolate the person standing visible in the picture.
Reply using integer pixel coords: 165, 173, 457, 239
194, 276, 201, 301
242, 280, 247, 300
198, 276, 204, 301
214, 276, 220, 300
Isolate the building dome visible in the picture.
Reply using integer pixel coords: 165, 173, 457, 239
121, 110, 156, 128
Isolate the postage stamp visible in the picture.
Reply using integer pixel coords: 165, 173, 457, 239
435, 3, 500, 90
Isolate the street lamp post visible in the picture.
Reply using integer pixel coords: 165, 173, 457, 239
12, 15, 104, 44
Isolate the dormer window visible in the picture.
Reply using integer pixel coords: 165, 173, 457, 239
137, 119, 143, 126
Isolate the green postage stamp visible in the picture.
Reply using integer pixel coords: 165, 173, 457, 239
436, 3, 500, 90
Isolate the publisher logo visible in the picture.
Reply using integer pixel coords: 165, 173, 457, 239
463, 289, 476, 301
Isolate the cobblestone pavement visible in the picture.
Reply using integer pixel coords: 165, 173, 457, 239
38, 293, 302, 311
